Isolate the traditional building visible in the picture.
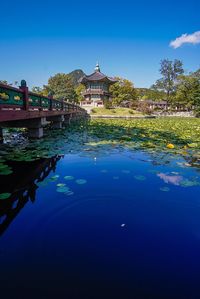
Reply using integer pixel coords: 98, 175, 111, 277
80, 63, 117, 107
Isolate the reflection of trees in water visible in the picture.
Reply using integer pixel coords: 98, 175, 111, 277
0, 155, 61, 236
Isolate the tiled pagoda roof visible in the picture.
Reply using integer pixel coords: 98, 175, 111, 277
80, 71, 117, 84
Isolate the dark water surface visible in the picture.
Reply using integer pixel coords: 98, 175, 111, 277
0, 127, 200, 298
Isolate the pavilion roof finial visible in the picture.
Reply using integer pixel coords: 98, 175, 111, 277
94, 62, 100, 72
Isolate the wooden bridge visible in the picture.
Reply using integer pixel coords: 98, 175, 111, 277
0, 80, 87, 138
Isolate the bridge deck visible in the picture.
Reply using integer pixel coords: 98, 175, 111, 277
0, 82, 85, 123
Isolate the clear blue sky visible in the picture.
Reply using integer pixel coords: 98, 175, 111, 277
1, 0, 199, 88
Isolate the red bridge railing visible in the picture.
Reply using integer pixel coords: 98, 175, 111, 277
0, 80, 85, 115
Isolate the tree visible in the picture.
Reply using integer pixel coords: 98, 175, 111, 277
0, 80, 9, 85
136, 88, 166, 101
75, 84, 85, 103
110, 77, 138, 106
31, 86, 48, 96
44, 73, 77, 102
151, 59, 184, 103
175, 74, 200, 113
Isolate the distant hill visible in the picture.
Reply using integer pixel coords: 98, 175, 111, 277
68, 69, 85, 86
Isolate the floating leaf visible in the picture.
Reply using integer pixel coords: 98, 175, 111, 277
56, 186, 70, 193
187, 143, 198, 148
57, 183, 66, 187
64, 176, 74, 180
0, 193, 11, 200
180, 179, 200, 187
160, 187, 170, 192
134, 175, 146, 181
50, 175, 60, 181
76, 179, 87, 185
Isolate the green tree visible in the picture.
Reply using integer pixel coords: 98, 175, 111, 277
175, 74, 200, 113
152, 59, 184, 103
75, 84, 85, 103
0, 80, 9, 85
136, 88, 166, 101
110, 77, 138, 106
31, 86, 48, 95
44, 73, 77, 102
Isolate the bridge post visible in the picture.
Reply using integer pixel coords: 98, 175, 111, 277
20, 80, 29, 111
46, 115, 64, 129
27, 117, 47, 138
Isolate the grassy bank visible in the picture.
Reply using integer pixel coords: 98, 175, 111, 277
90, 107, 143, 116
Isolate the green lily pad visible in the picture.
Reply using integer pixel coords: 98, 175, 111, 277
0, 169, 13, 175
57, 183, 66, 187
64, 176, 74, 180
180, 179, 200, 187
76, 179, 87, 185
56, 186, 70, 193
50, 175, 60, 181
160, 187, 170, 192
187, 143, 198, 148
134, 175, 146, 181
0, 193, 11, 200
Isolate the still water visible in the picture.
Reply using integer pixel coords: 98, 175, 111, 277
0, 124, 200, 299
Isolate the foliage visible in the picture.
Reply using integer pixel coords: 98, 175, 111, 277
110, 77, 138, 106
31, 86, 49, 96
90, 107, 143, 116
0, 80, 9, 85
75, 84, 85, 103
151, 59, 184, 102
44, 73, 78, 102
136, 88, 166, 101
175, 75, 200, 112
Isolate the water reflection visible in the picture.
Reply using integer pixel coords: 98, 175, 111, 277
0, 155, 61, 236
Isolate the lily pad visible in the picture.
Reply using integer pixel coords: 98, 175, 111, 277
160, 187, 170, 192
180, 179, 200, 187
134, 175, 146, 181
76, 179, 87, 185
57, 183, 66, 187
56, 186, 70, 193
50, 175, 60, 182
0, 193, 11, 200
64, 176, 74, 180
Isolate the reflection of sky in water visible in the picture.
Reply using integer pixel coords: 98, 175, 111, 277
1, 133, 200, 297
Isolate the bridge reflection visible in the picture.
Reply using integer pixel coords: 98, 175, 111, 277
0, 155, 61, 236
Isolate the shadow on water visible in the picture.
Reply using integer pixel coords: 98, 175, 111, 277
0, 155, 61, 236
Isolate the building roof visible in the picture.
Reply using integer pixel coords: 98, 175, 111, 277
80, 63, 117, 84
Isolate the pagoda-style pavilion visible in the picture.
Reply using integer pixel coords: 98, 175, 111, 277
80, 63, 117, 107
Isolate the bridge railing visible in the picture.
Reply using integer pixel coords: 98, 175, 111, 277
0, 80, 85, 114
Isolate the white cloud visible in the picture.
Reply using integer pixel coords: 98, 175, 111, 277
170, 31, 200, 49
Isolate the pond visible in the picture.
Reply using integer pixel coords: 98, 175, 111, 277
0, 118, 200, 299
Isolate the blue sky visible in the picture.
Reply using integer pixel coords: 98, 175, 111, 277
0, 0, 199, 88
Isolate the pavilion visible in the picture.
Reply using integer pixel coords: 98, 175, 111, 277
80, 63, 117, 108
